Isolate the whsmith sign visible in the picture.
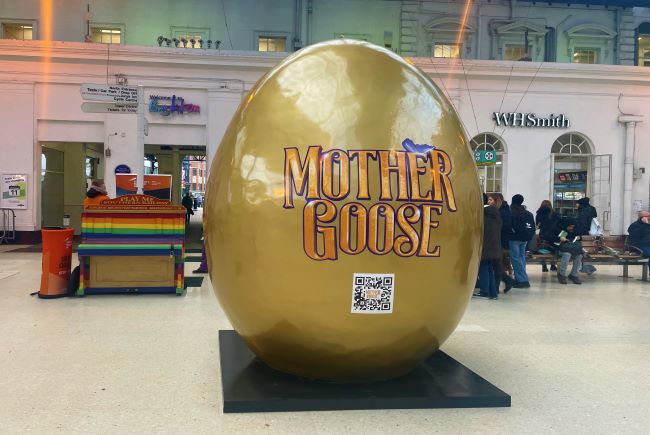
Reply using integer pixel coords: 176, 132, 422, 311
492, 112, 570, 128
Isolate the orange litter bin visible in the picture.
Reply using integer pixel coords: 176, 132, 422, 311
39, 227, 74, 299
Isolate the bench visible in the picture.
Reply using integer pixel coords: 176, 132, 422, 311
527, 235, 649, 281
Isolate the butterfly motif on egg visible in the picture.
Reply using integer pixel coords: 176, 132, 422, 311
401, 138, 435, 154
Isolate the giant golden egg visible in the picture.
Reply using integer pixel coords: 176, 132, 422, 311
205, 40, 482, 382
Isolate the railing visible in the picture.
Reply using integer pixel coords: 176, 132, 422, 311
0, 208, 16, 244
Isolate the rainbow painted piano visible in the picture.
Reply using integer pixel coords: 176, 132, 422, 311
77, 195, 186, 296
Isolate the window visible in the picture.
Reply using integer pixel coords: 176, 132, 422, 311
258, 36, 286, 52
573, 48, 598, 64
504, 44, 531, 61
91, 27, 122, 44
552, 133, 592, 155
433, 43, 460, 58
3, 23, 33, 40
470, 133, 505, 193
637, 23, 650, 66
85, 157, 99, 179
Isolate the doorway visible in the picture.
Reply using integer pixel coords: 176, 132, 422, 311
550, 133, 611, 231
40, 142, 104, 233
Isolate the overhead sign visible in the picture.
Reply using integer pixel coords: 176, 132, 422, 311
149, 95, 200, 116
1, 174, 28, 209
474, 150, 497, 166
81, 102, 137, 114
80, 84, 139, 103
493, 112, 570, 128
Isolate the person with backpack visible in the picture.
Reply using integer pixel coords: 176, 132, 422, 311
509, 194, 535, 288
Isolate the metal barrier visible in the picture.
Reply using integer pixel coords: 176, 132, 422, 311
0, 208, 16, 244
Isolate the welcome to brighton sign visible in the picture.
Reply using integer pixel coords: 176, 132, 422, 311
493, 112, 569, 128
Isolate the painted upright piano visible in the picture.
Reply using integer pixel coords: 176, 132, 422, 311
77, 195, 186, 296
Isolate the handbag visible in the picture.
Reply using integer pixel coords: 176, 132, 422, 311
589, 218, 603, 236
559, 241, 583, 256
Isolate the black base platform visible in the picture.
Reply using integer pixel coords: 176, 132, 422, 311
219, 330, 511, 413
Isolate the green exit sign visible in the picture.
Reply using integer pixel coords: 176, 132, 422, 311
474, 150, 497, 166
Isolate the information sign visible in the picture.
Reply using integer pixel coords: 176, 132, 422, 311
80, 84, 139, 103
81, 102, 138, 114
474, 150, 497, 166
1, 174, 28, 209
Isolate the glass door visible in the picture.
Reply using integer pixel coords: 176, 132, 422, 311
551, 154, 589, 218
589, 154, 612, 233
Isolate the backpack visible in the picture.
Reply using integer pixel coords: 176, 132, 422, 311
513, 210, 536, 242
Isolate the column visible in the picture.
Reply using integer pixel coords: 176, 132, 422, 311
619, 115, 644, 234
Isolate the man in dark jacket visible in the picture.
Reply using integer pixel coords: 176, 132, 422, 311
476, 194, 502, 299
575, 197, 597, 236
509, 194, 535, 288
182, 192, 194, 224
543, 217, 583, 284
628, 211, 650, 257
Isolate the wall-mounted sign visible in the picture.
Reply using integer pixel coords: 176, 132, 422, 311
558, 171, 587, 182
148, 95, 200, 116
115, 173, 173, 200
493, 112, 570, 128
81, 102, 138, 114
114, 164, 132, 174
115, 174, 137, 196
474, 150, 497, 166
1, 174, 28, 209
80, 84, 138, 103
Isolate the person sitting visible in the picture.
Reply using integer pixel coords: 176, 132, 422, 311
535, 200, 559, 272
627, 211, 650, 257
83, 180, 110, 208
543, 217, 583, 285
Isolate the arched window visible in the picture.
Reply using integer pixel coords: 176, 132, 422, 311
470, 133, 505, 193
551, 133, 592, 155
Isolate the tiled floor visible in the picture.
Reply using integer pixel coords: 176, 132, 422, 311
1, 250, 649, 434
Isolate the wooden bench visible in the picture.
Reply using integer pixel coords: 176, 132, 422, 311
527, 235, 649, 281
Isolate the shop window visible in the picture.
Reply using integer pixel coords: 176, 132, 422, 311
2, 22, 34, 40
258, 36, 286, 52
91, 25, 123, 44
470, 133, 506, 194
637, 23, 650, 66
85, 157, 99, 179
572, 48, 599, 64
433, 43, 460, 58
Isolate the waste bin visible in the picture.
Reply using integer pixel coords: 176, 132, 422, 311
39, 227, 74, 299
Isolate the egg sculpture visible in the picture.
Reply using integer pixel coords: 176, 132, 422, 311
204, 39, 482, 382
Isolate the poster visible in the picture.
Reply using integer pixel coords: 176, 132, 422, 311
115, 174, 137, 196
1, 174, 28, 209
144, 174, 172, 200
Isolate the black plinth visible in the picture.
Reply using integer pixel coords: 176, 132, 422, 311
219, 330, 511, 413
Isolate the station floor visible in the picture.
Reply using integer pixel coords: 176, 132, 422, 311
1, 246, 649, 434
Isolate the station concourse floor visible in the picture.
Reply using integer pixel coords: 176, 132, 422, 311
1, 241, 649, 433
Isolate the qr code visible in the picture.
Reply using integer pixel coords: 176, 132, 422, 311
351, 273, 395, 314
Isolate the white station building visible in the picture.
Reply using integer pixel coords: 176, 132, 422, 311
1, 39, 649, 238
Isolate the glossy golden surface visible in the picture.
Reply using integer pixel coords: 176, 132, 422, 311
205, 40, 482, 381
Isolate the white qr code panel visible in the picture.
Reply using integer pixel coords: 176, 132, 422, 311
351, 273, 395, 314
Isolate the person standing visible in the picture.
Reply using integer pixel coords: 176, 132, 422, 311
575, 197, 597, 236
627, 211, 650, 257
509, 194, 536, 288
492, 193, 515, 292
182, 192, 194, 224
476, 193, 502, 300
535, 200, 559, 272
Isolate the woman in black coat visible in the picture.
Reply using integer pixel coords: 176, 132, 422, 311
476, 193, 502, 299
535, 200, 559, 272
491, 193, 515, 292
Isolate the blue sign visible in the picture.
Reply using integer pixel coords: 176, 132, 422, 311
114, 164, 132, 174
